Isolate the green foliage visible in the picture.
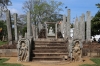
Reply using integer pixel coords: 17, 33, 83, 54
91, 11, 100, 36
22, 26, 27, 37
0, 58, 22, 66
80, 64, 99, 66
90, 58, 100, 65
0, 20, 7, 40
0, 41, 7, 46
80, 58, 100, 66
96, 3, 100, 8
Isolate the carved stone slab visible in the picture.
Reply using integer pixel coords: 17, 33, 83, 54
17, 38, 30, 62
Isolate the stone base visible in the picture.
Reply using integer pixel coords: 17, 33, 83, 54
0, 49, 17, 57
47, 36, 56, 39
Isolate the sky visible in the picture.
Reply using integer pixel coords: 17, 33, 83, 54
7, 0, 100, 22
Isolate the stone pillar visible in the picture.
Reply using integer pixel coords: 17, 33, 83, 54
32, 25, 35, 40
38, 22, 43, 33
25, 32, 27, 38
73, 17, 79, 39
73, 23, 75, 39
19, 35, 22, 40
27, 11, 32, 38
6, 10, 13, 45
63, 15, 66, 39
36, 26, 38, 39
86, 11, 91, 41
60, 21, 64, 37
79, 16, 82, 40
13, 13, 18, 42
45, 22, 47, 38
67, 9, 71, 38
81, 14, 85, 41
55, 23, 57, 39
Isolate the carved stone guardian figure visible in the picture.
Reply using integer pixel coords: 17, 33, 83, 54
72, 40, 83, 62
17, 38, 30, 62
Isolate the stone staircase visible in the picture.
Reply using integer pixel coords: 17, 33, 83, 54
31, 39, 68, 61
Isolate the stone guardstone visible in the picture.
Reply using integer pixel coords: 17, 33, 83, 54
17, 38, 30, 62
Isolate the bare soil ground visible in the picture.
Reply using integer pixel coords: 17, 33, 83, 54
1, 56, 95, 66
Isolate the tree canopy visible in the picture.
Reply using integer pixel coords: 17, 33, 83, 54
91, 3, 100, 36
0, 0, 12, 17
22, 0, 63, 25
96, 3, 100, 9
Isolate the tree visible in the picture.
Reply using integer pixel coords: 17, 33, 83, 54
0, 0, 12, 17
22, 0, 63, 25
91, 3, 100, 36
96, 3, 100, 8
0, 20, 7, 40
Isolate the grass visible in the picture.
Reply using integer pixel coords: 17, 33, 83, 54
80, 58, 100, 66
0, 41, 7, 46
0, 58, 23, 66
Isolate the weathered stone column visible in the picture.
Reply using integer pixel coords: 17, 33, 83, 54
86, 11, 91, 41
60, 21, 64, 37
36, 26, 38, 39
63, 15, 66, 39
81, 14, 85, 41
27, 11, 32, 38
32, 25, 35, 40
55, 23, 57, 39
13, 13, 18, 42
25, 32, 27, 38
67, 9, 71, 38
44, 22, 47, 38
78, 16, 83, 40
38, 22, 41, 33
6, 10, 13, 45
73, 17, 79, 39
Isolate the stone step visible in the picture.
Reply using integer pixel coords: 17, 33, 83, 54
32, 48, 68, 51
32, 57, 63, 61
33, 51, 67, 53
34, 44, 67, 47
33, 56, 64, 58
33, 55, 68, 61
34, 47, 67, 49
35, 42, 66, 44
31, 53, 68, 56
35, 45, 67, 48
35, 41, 66, 43
33, 53, 68, 54
31, 39, 68, 61
33, 49, 68, 53
32, 56, 64, 61
35, 38, 65, 41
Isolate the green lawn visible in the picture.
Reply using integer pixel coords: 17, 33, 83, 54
0, 41, 7, 46
0, 58, 23, 66
80, 58, 100, 66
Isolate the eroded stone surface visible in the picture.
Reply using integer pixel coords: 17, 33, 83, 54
72, 40, 83, 61
17, 38, 30, 62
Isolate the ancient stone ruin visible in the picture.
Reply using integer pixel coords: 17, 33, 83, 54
0, 8, 94, 62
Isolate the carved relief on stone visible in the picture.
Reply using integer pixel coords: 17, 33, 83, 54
72, 40, 82, 62
17, 38, 30, 62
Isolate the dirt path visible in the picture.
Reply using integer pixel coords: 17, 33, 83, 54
2, 57, 95, 66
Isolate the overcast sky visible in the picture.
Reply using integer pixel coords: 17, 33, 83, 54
7, 0, 100, 22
